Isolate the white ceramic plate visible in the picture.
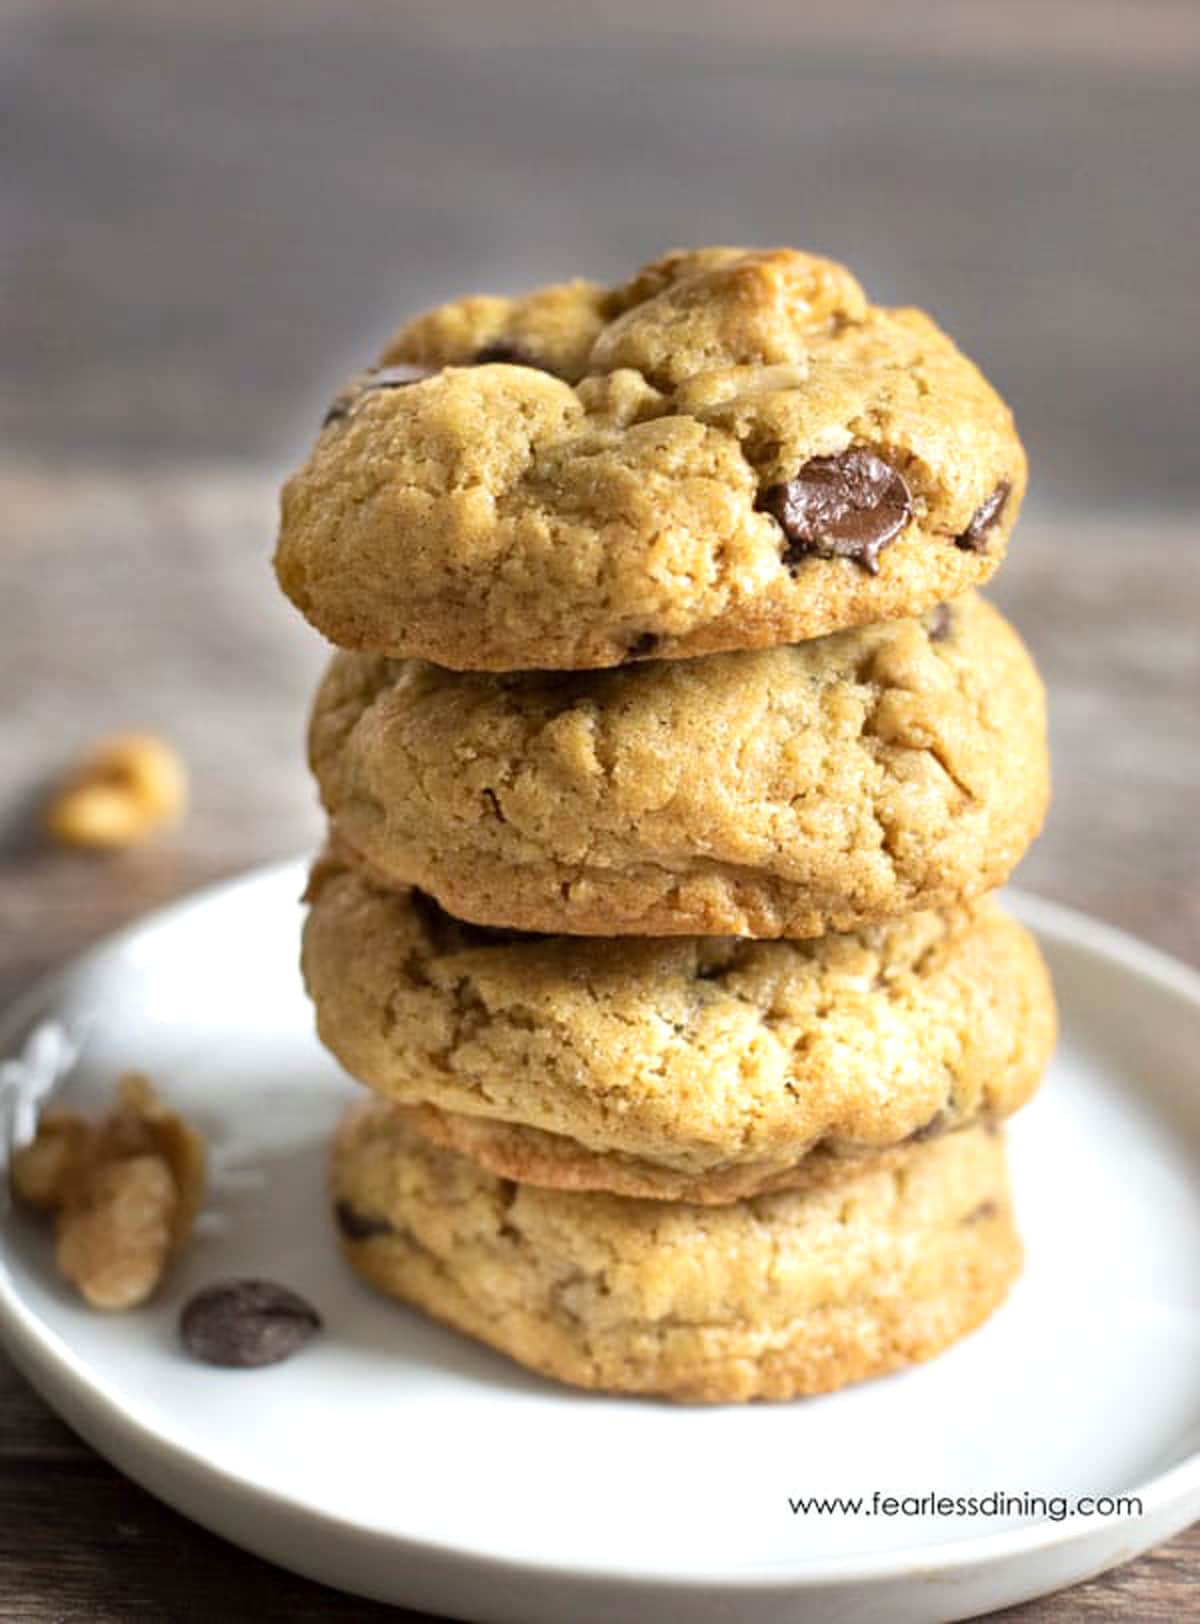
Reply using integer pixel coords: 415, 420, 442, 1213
0, 862, 1197, 1623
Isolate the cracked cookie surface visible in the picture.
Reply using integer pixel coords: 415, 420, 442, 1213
275, 247, 1025, 669
331, 1109, 1021, 1402
303, 860, 1055, 1197
308, 592, 1048, 937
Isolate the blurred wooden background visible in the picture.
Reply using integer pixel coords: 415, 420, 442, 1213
2, 2, 1197, 1618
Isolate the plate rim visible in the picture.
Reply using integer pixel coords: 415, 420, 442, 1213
1, 855, 1198, 1595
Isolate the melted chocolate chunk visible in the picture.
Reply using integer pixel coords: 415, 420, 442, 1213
757, 450, 913, 575
473, 341, 556, 374
927, 602, 953, 642
334, 1200, 394, 1241
625, 632, 660, 660
180, 1279, 321, 1368
955, 481, 1011, 553
962, 1198, 999, 1225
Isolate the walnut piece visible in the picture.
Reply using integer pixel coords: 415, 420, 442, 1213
55, 1155, 178, 1310
43, 734, 188, 850
10, 1073, 206, 1310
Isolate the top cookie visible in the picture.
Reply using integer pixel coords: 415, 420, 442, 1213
275, 247, 1025, 669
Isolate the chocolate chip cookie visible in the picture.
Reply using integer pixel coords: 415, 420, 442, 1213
331, 1107, 1021, 1402
309, 592, 1048, 937
276, 247, 1025, 669
303, 858, 1055, 1202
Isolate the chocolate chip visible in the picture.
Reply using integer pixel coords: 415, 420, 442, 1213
625, 632, 659, 660
180, 1279, 321, 1368
473, 341, 556, 374
757, 450, 913, 575
928, 603, 953, 642
955, 481, 1011, 553
321, 394, 354, 428
322, 364, 432, 428
334, 1200, 393, 1241
962, 1198, 999, 1225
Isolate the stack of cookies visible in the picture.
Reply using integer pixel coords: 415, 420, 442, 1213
274, 247, 1055, 1403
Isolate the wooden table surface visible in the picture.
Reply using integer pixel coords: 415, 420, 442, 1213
2, 3, 1197, 1618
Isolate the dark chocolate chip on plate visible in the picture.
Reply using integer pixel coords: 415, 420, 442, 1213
756, 450, 913, 575
180, 1279, 322, 1368
955, 481, 1011, 553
